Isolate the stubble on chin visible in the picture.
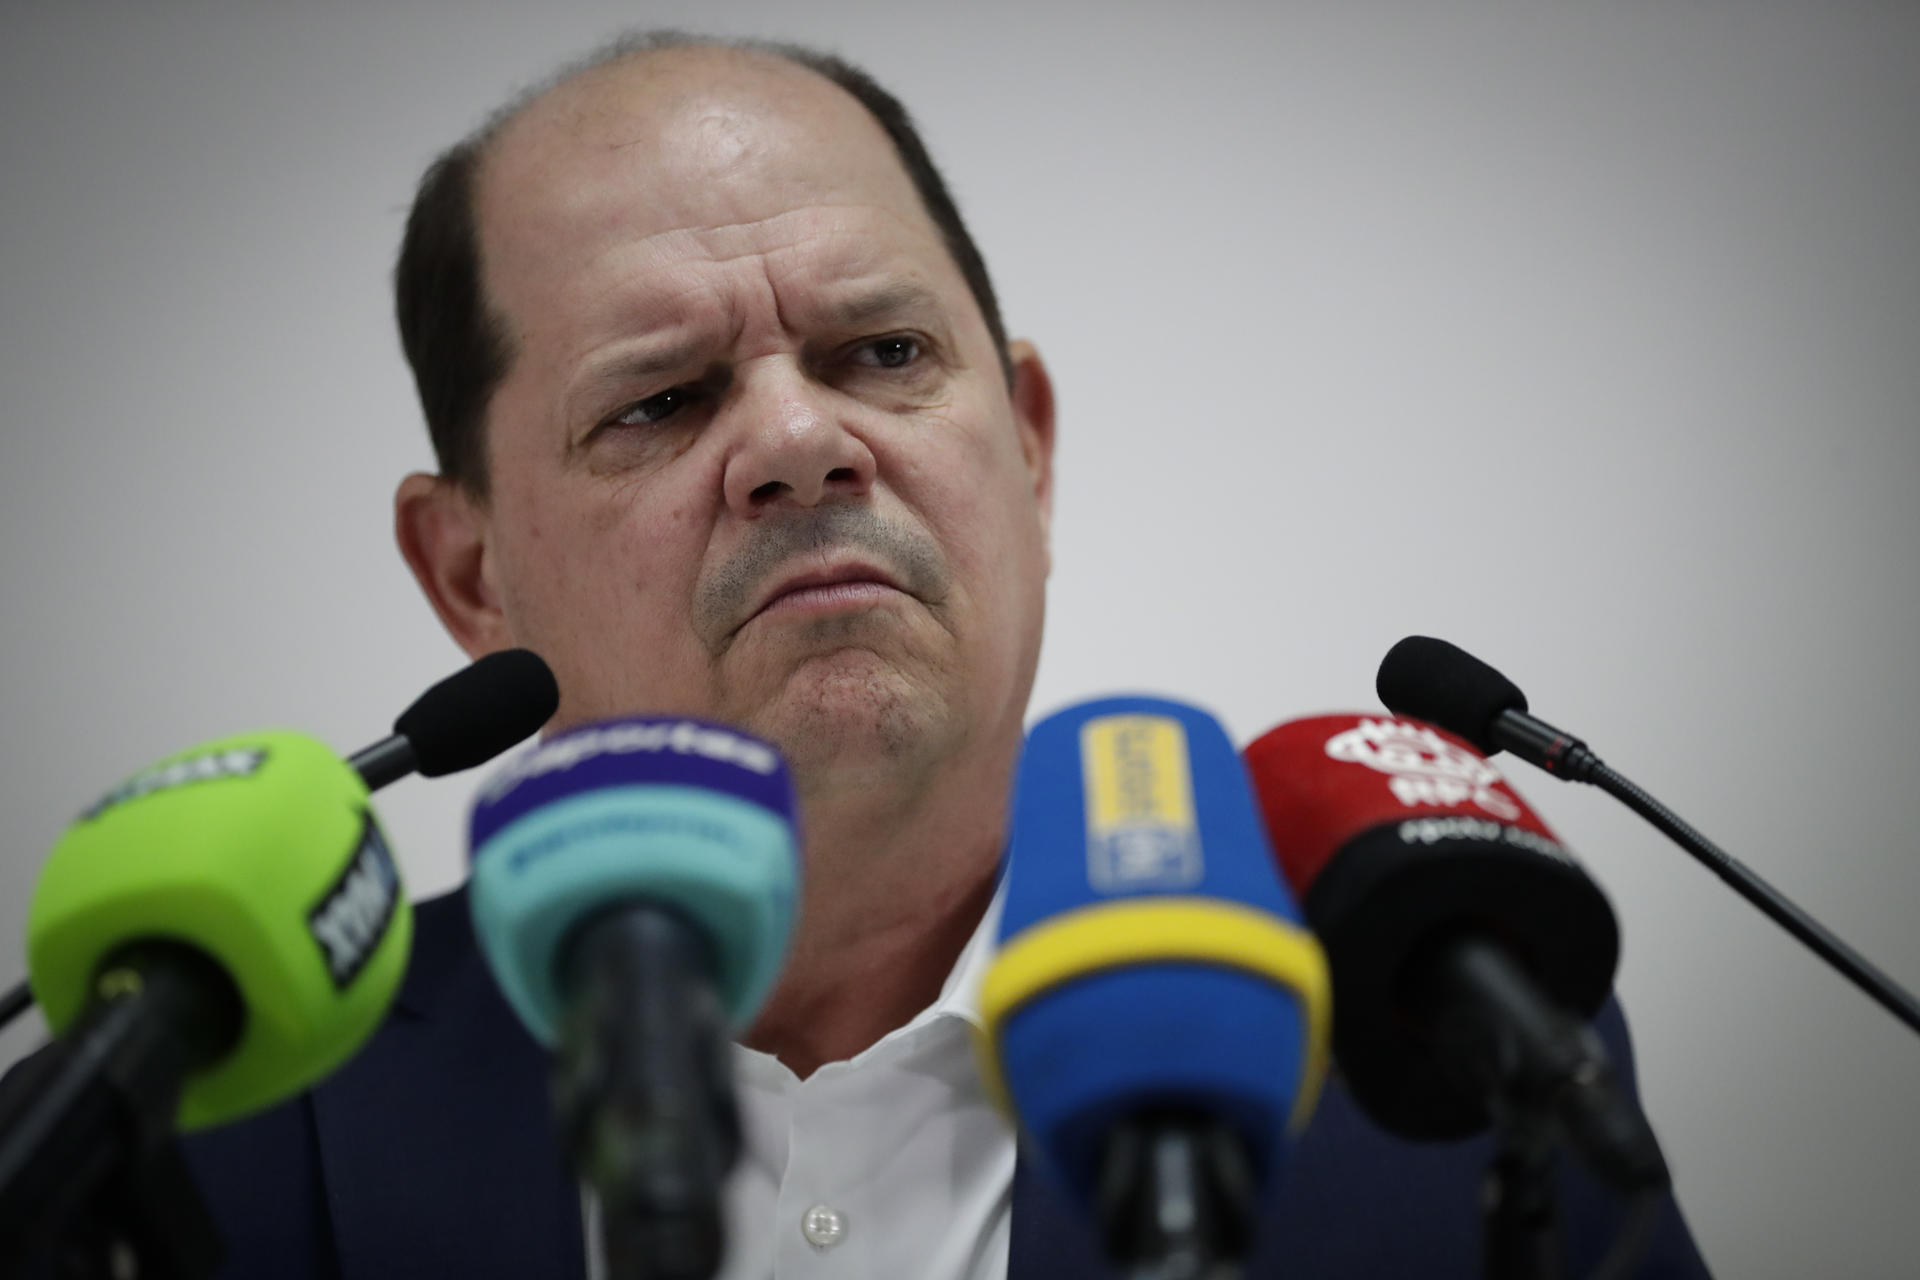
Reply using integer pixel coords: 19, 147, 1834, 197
728, 623, 959, 784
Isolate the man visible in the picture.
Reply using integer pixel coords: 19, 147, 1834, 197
178, 31, 1709, 1279
392, 31, 1051, 1090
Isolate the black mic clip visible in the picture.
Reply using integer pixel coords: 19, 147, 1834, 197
0, 942, 243, 1279
1488, 712, 1602, 786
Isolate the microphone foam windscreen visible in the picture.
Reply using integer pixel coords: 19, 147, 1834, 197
467, 717, 799, 1045
396, 648, 559, 776
1375, 636, 1527, 754
29, 732, 411, 1130
1243, 713, 1616, 1138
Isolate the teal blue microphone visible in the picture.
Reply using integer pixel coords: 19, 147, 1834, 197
468, 717, 799, 1280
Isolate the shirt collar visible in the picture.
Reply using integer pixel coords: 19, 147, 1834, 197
733, 874, 1007, 1087
926, 874, 1005, 1033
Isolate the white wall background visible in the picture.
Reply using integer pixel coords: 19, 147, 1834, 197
3, 3, 1916, 1275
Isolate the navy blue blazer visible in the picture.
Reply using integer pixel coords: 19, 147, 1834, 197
175, 890, 1710, 1278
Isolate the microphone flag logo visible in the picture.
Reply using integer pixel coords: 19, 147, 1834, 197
80, 746, 269, 820
1324, 717, 1522, 821
1081, 714, 1203, 892
307, 812, 401, 988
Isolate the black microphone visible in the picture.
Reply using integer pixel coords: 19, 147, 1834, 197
1376, 636, 1601, 781
1378, 635, 1920, 1039
348, 648, 559, 788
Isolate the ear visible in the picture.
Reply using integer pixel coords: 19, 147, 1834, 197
394, 473, 512, 659
1006, 339, 1057, 570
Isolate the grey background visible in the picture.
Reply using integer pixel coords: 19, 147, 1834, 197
4, 3, 1917, 1275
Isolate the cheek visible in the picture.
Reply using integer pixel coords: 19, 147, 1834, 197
911, 420, 1048, 631
954, 421, 1044, 558
492, 481, 707, 665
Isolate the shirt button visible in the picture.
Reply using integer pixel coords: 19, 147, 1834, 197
801, 1204, 846, 1249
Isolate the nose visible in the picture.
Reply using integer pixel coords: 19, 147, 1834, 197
720, 365, 876, 517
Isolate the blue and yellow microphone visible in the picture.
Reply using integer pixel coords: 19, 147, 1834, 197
977, 696, 1331, 1276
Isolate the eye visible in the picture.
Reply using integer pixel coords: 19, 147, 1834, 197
612, 384, 702, 427
857, 335, 921, 369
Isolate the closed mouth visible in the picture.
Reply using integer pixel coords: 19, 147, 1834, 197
745, 561, 910, 625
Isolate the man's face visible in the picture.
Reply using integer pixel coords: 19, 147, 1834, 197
455, 50, 1052, 788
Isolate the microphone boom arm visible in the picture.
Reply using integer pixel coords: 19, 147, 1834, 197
1487, 707, 1920, 1038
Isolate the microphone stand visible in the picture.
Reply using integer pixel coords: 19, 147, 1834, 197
555, 904, 739, 1280
0, 942, 240, 1279
1415, 939, 1666, 1280
1482, 1091, 1564, 1280
1097, 1110, 1254, 1280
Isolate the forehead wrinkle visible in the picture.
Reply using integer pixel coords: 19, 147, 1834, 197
665, 202, 940, 266
568, 206, 946, 338
547, 206, 909, 323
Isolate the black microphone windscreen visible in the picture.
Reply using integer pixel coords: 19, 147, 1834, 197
395, 649, 559, 777
1375, 636, 1527, 755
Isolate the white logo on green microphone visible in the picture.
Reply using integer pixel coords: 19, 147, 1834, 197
309, 814, 400, 987
81, 747, 268, 819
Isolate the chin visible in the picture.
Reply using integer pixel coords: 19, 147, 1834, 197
744, 649, 958, 785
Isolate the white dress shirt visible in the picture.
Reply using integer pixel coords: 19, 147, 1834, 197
586, 889, 1014, 1280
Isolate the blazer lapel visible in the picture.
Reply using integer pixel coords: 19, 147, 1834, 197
308, 888, 585, 1280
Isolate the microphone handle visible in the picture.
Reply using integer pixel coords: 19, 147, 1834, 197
555, 903, 740, 1280
346, 733, 417, 791
1097, 1110, 1253, 1280
0, 981, 28, 1031
0, 941, 241, 1267
1414, 938, 1668, 1194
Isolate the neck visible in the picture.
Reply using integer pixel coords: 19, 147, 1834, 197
741, 745, 1011, 1079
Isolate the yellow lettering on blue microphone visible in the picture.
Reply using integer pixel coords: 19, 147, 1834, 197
1081, 715, 1203, 892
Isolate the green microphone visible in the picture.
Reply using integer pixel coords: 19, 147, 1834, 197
0, 649, 558, 1276
27, 729, 404, 1129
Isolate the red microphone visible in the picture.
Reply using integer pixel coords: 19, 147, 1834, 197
1242, 714, 1657, 1188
